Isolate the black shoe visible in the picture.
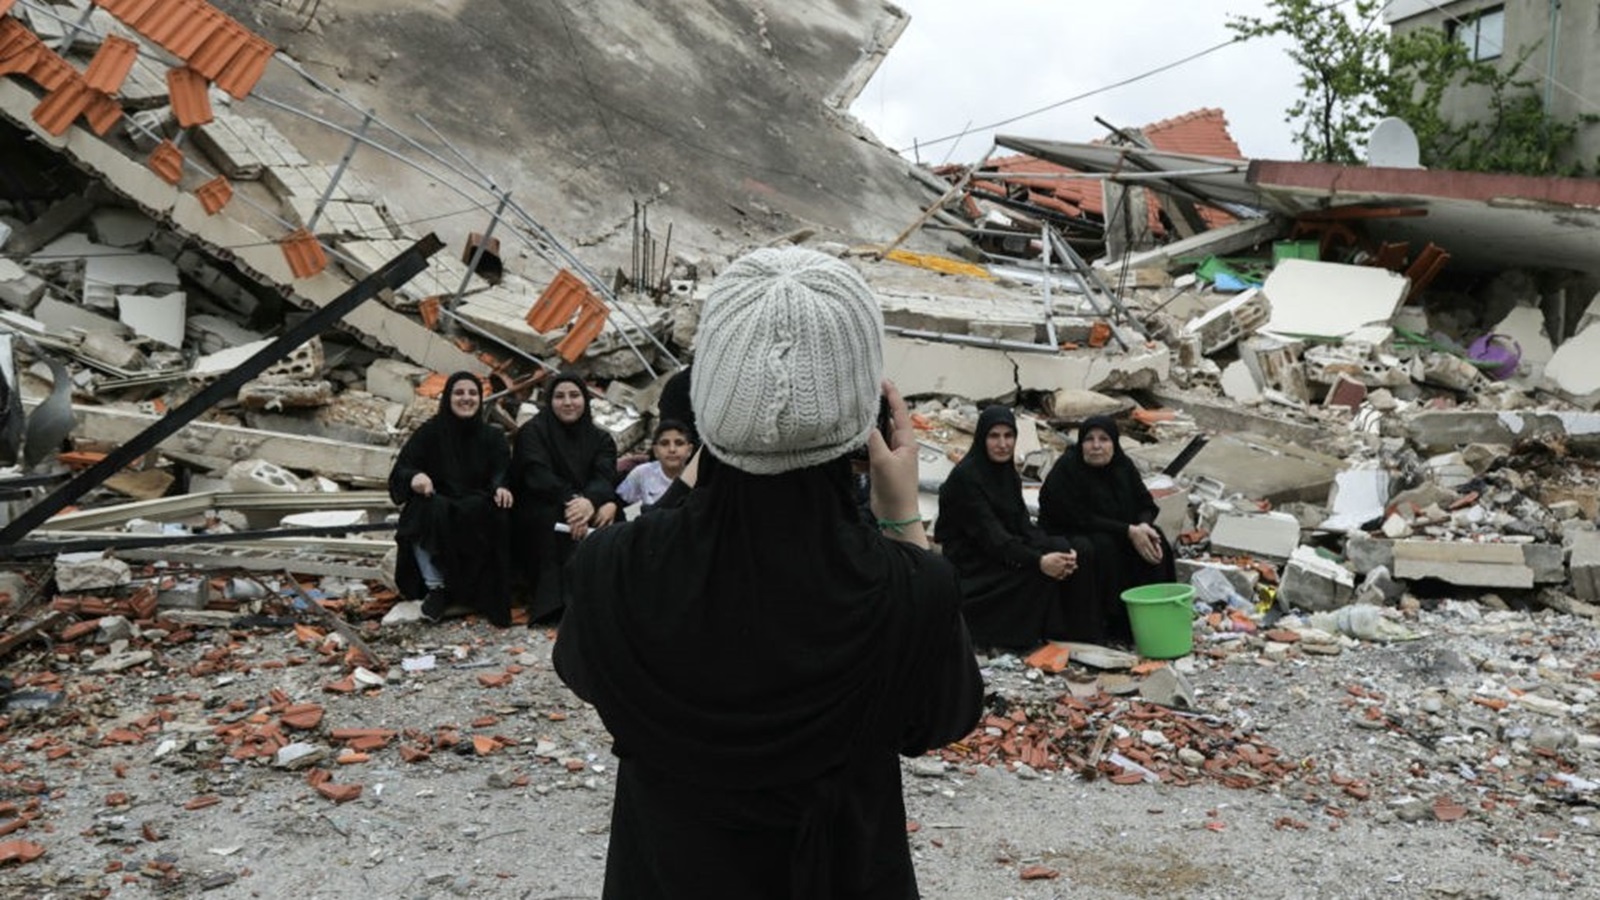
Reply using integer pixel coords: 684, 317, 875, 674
420, 588, 450, 623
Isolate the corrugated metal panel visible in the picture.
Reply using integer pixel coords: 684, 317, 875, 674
195, 175, 232, 214
187, 20, 244, 80
147, 138, 184, 185
83, 34, 139, 94
279, 228, 328, 279
83, 89, 123, 135
166, 65, 212, 127
215, 32, 272, 99
556, 296, 610, 363
526, 269, 589, 332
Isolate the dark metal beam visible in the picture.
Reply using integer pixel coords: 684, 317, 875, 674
0, 234, 443, 547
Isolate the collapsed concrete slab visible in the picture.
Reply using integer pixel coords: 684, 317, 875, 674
1126, 433, 1344, 505
1260, 260, 1408, 340
884, 335, 1169, 402
1544, 324, 1600, 409
1404, 410, 1600, 454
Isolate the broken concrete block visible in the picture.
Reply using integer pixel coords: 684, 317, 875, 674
1320, 467, 1390, 532
237, 377, 335, 411
88, 650, 153, 673
97, 616, 134, 644
1236, 333, 1310, 400
115, 292, 186, 348
186, 314, 264, 355
1525, 543, 1565, 584
1344, 533, 1393, 575
1570, 531, 1600, 603
1209, 511, 1301, 560
1138, 667, 1195, 708
78, 332, 147, 371
1220, 360, 1262, 404
89, 207, 158, 248
1424, 451, 1475, 490
1486, 306, 1555, 384
1545, 323, 1600, 409
55, 552, 132, 591
365, 359, 430, 404
1391, 540, 1534, 589
274, 742, 328, 770
1260, 259, 1408, 340
263, 337, 324, 380
1181, 288, 1270, 355
0, 258, 47, 311
1278, 546, 1356, 612
1415, 351, 1492, 394
281, 510, 370, 529
1046, 388, 1129, 421
32, 295, 131, 336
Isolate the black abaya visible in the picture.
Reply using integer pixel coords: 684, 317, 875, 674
510, 373, 619, 622
554, 453, 982, 899
388, 372, 511, 625
934, 407, 1097, 648
1037, 415, 1176, 643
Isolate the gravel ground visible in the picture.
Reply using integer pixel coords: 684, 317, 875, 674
3, 594, 1598, 899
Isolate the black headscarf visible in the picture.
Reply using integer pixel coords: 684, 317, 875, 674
528, 372, 605, 482
940, 406, 1030, 537
1038, 414, 1158, 535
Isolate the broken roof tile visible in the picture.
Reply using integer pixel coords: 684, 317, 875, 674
82, 89, 123, 135
166, 65, 212, 127
0, 43, 37, 80
28, 50, 75, 90
0, 15, 28, 54
147, 138, 184, 185
214, 32, 273, 99
135, 0, 226, 59
31, 75, 93, 137
526, 269, 590, 332
0, 0, 14, 16
279, 228, 329, 279
82, 34, 139, 94
186, 20, 246, 80
556, 295, 610, 363
195, 174, 232, 214
93, 0, 162, 21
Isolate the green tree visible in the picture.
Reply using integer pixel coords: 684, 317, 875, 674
1230, 0, 1587, 175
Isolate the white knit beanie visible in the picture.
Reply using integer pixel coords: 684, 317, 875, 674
691, 247, 884, 475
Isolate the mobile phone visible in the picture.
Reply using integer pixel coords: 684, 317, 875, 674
851, 395, 894, 460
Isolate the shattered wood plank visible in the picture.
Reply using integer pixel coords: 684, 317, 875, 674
0, 611, 67, 659
282, 569, 386, 669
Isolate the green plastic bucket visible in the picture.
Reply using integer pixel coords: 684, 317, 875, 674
1120, 583, 1196, 659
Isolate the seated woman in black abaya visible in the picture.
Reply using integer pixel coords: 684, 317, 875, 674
388, 371, 513, 626
1038, 415, 1176, 644
511, 373, 620, 623
935, 406, 1099, 649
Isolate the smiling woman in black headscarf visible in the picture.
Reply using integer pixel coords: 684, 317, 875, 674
510, 372, 620, 623
935, 405, 1099, 649
388, 371, 513, 626
1038, 415, 1176, 644
554, 247, 980, 899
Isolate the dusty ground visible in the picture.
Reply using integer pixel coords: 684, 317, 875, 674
3, 589, 1598, 899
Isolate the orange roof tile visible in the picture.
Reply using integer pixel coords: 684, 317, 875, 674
0, 0, 14, 15
526, 269, 590, 332
147, 139, 183, 185
0, 43, 37, 80
28, 50, 75, 90
279, 228, 328, 279
93, 0, 161, 21
978, 108, 1245, 237
82, 35, 139, 94
133, 0, 224, 59
187, 20, 246, 80
83, 89, 123, 135
214, 32, 273, 99
166, 65, 212, 127
32, 76, 92, 137
195, 175, 232, 214
556, 296, 610, 363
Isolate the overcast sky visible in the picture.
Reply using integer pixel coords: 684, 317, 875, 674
849, 0, 1309, 165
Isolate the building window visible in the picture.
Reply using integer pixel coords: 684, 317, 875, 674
1452, 5, 1505, 61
